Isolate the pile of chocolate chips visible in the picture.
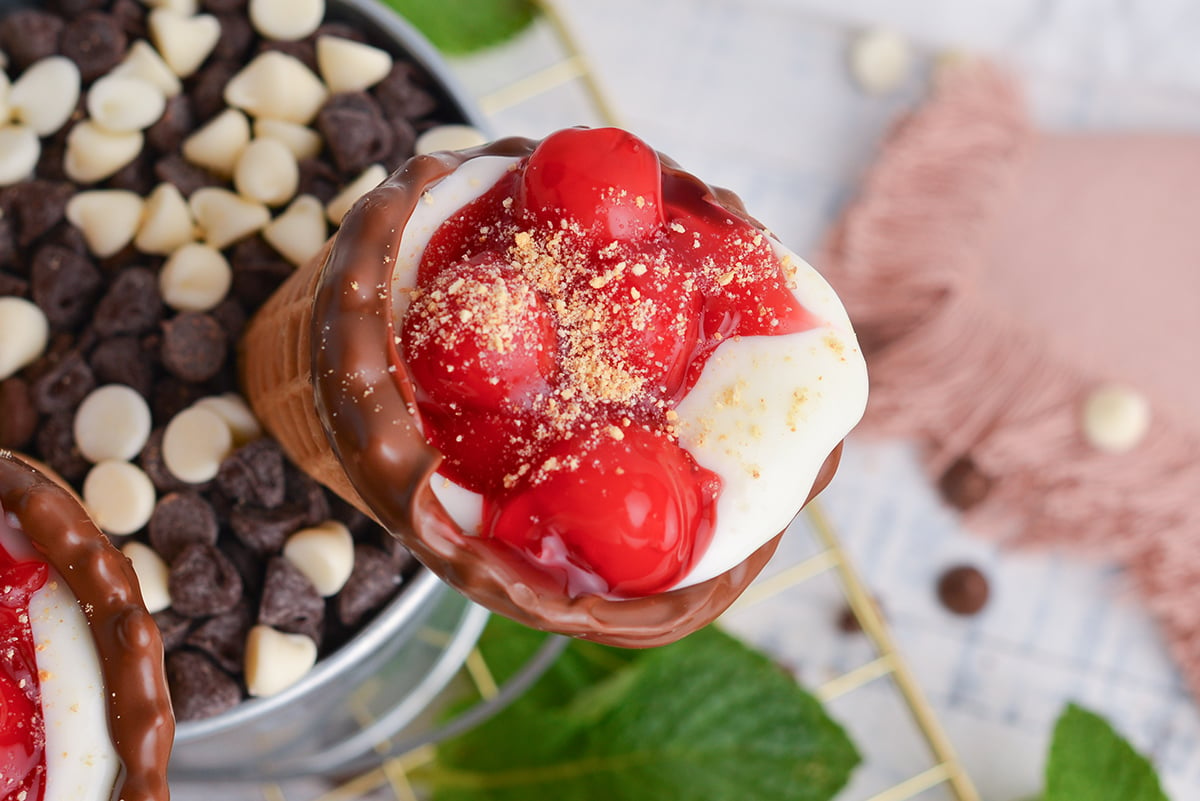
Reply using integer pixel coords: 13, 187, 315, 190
0, 0, 457, 720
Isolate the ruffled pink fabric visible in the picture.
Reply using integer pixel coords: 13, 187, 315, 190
819, 62, 1200, 696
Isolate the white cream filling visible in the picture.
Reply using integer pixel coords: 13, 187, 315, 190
0, 518, 119, 801
393, 156, 868, 591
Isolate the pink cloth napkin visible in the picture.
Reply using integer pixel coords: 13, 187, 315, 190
819, 62, 1200, 696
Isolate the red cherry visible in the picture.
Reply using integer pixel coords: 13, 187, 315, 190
0, 668, 42, 799
584, 255, 703, 402
401, 254, 557, 412
519, 127, 665, 240
488, 426, 719, 597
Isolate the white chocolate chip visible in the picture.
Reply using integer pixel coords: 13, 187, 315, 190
87, 74, 166, 133
121, 541, 172, 614
0, 124, 40, 186
249, 0, 324, 42
162, 405, 234, 483
245, 625, 318, 697
252, 118, 322, 161
414, 124, 488, 156
316, 35, 393, 94
849, 28, 913, 95
283, 521, 354, 597
112, 40, 183, 98
0, 297, 50, 380
66, 190, 146, 258
190, 186, 271, 250
263, 194, 326, 266
234, 137, 299, 207
148, 9, 221, 78
64, 120, 144, 184
73, 385, 153, 463
1082, 385, 1151, 453
136, 182, 196, 255
0, 72, 9, 123
159, 242, 232, 312
225, 51, 328, 125
182, 107, 251, 177
8, 56, 81, 136
193, 394, 263, 445
326, 163, 387, 225
83, 460, 156, 536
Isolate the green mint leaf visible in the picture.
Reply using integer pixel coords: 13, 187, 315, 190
422, 625, 859, 801
1045, 704, 1170, 801
381, 0, 538, 55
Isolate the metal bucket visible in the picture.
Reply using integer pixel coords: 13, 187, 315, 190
0, 0, 559, 780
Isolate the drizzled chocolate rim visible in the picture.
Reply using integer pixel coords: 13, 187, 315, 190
0, 452, 173, 801
311, 136, 842, 647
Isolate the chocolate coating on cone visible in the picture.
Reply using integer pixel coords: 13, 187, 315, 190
309, 136, 843, 646
0, 452, 173, 801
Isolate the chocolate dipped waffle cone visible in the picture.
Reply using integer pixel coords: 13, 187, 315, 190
0, 452, 173, 801
241, 135, 859, 647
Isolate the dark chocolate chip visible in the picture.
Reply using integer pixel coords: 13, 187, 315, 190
60, 12, 128, 84
155, 153, 222, 197
153, 608, 193, 651
284, 466, 331, 527
149, 491, 220, 562
151, 375, 207, 426
30, 244, 103, 330
229, 503, 306, 555
0, 10, 64, 72
256, 38, 315, 72
219, 534, 265, 599
89, 336, 155, 398
336, 545, 403, 627
374, 62, 437, 121
30, 349, 95, 415
212, 12, 255, 63
383, 115, 417, 171
48, 0, 108, 16
938, 456, 993, 511
188, 60, 239, 123
186, 600, 253, 674
93, 267, 164, 337
329, 494, 374, 538
41, 220, 87, 257
36, 410, 89, 482
209, 297, 247, 342
936, 565, 990, 616
146, 94, 195, 155
201, 0, 247, 12
0, 271, 28, 298
166, 650, 242, 721
258, 556, 324, 644
317, 92, 393, 176
0, 217, 16, 272
0, 378, 38, 450
296, 158, 341, 205
140, 428, 190, 493
230, 236, 293, 308
108, 0, 148, 41
217, 439, 286, 509
105, 150, 157, 196
170, 543, 243, 618
14, 181, 75, 248
160, 312, 227, 383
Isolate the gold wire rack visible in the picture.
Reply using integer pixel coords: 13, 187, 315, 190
243, 3, 982, 799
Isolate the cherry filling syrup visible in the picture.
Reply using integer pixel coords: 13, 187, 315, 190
396, 128, 817, 597
0, 518, 48, 801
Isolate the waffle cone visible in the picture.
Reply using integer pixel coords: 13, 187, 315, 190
239, 237, 366, 511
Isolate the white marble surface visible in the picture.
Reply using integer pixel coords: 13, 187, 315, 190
453, 1, 1200, 799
